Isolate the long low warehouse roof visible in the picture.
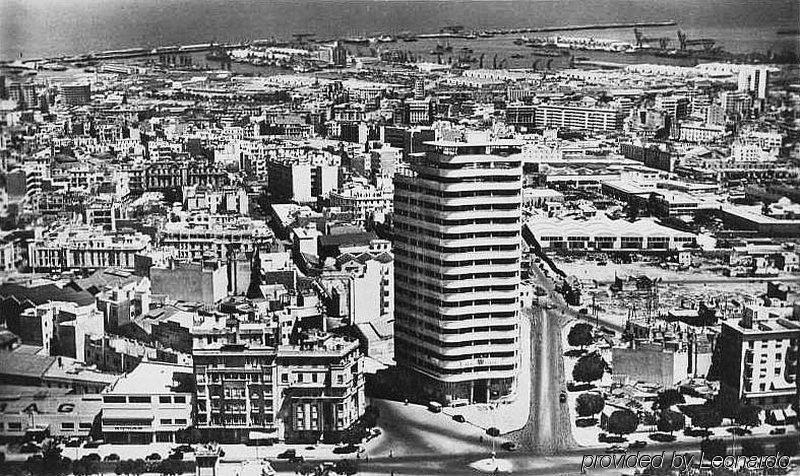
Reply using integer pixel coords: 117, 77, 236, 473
525, 216, 697, 239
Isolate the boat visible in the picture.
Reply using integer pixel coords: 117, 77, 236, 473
531, 50, 562, 57
342, 36, 369, 45
40, 62, 67, 71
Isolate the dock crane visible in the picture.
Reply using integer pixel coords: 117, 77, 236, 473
634, 28, 671, 49
677, 30, 716, 51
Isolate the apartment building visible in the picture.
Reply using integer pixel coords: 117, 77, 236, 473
393, 136, 522, 404
534, 103, 623, 132
192, 314, 365, 443
717, 315, 800, 408
28, 223, 151, 271
159, 215, 273, 262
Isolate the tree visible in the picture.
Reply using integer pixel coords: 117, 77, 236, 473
297, 462, 317, 476
654, 389, 685, 410
735, 405, 761, 430
691, 406, 722, 436
131, 459, 146, 476
568, 323, 594, 350
115, 460, 132, 476
156, 460, 180, 476
714, 391, 741, 424
656, 409, 685, 435
607, 409, 639, 437
335, 460, 359, 476
572, 352, 607, 384
700, 439, 727, 459
576, 393, 605, 418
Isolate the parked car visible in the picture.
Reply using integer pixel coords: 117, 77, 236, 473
146, 453, 162, 461
104, 454, 120, 462
19, 442, 41, 453
277, 449, 297, 459
605, 445, 626, 454
65, 439, 82, 448
333, 444, 359, 454
770, 427, 786, 435
486, 427, 500, 437
173, 444, 194, 453
452, 414, 466, 423
83, 453, 101, 462
83, 440, 104, 449
628, 441, 647, 450
168, 451, 183, 460
500, 442, 517, 452
427, 401, 442, 413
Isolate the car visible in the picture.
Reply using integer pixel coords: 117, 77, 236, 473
288, 455, 305, 463
83, 440, 104, 449
104, 453, 120, 462
277, 449, 297, 459
452, 414, 466, 423
500, 442, 517, 452
19, 442, 41, 453
83, 453, 101, 462
628, 441, 647, 450
486, 427, 500, 437
559, 392, 567, 403
770, 427, 786, 435
332, 444, 359, 454
370, 428, 382, 437
605, 445, 626, 454
172, 444, 194, 453
146, 453, 162, 461
168, 451, 183, 460
65, 439, 82, 448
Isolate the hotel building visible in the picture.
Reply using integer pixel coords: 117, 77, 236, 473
393, 136, 523, 403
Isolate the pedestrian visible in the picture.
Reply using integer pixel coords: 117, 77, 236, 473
389, 450, 393, 458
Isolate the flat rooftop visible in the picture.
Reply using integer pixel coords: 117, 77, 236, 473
105, 361, 194, 395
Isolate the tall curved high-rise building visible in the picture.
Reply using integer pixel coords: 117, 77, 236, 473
393, 136, 523, 404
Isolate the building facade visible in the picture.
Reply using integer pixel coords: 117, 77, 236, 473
393, 137, 522, 403
192, 317, 365, 443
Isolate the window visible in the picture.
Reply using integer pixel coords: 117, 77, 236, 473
79, 423, 92, 430
129, 396, 151, 404
174, 419, 187, 425
159, 396, 171, 404
282, 374, 288, 383
312, 373, 318, 383
160, 419, 172, 425
61, 422, 75, 430
298, 373, 304, 383
103, 396, 126, 404
173, 396, 186, 404
9, 422, 22, 431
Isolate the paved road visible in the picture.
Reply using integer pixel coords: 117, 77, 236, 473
346, 434, 798, 475
507, 306, 575, 454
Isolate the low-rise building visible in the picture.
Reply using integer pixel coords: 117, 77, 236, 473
524, 216, 697, 252
101, 361, 194, 444
0, 393, 102, 441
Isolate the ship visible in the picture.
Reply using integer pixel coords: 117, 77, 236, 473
205, 46, 230, 62
342, 36, 369, 46
530, 50, 562, 57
